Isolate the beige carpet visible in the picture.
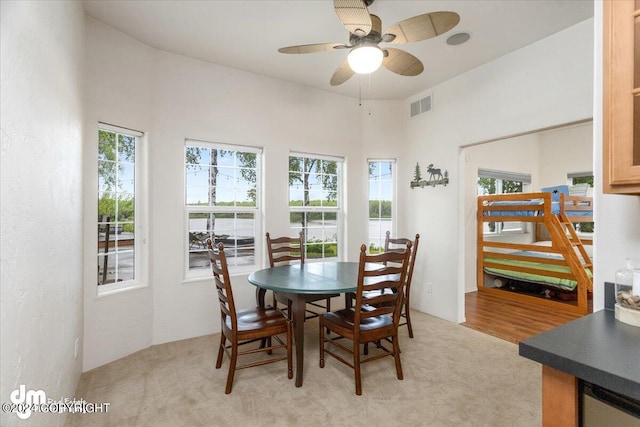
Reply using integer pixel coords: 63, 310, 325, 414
65, 311, 541, 427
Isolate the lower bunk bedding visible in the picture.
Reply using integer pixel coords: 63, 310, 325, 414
483, 249, 593, 301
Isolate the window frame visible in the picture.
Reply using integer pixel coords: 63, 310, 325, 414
477, 169, 531, 235
567, 171, 594, 235
97, 122, 147, 295
184, 139, 263, 279
288, 151, 343, 262
367, 158, 396, 253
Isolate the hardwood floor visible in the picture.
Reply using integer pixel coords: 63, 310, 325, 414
463, 291, 589, 344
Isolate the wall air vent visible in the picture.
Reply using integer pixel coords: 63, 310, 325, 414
410, 101, 421, 117
410, 94, 433, 117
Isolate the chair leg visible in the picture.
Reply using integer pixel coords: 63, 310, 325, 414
354, 340, 362, 395
405, 303, 414, 338
286, 322, 293, 379
319, 316, 325, 368
392, 335, 403, 381
363, 342, 369, 355
225, 343, 238, 394
216, 334, 226, 369
324, 297, 331, 335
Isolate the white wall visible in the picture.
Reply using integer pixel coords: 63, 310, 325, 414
82, 17, 155, 372
360, 100, 405, 237
0, 2, 85, 426
398, 19, 595, 323
538, 122, 593, 188
149, 50, 365, 346
83, 18, 369, 369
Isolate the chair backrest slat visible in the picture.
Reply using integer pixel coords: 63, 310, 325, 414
266, 231, 305, 267
362, 280, 399, 293
385, 231, 420, 296
361, 306, 395, 318
364, 292, 397, 307
354, 243, 410, 328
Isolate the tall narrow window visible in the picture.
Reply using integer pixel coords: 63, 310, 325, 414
368, 159, 395, 253
477, 169, 530, 234
289, 153, 342, 261
97, 124, 143, 290
185, 140, 261, 276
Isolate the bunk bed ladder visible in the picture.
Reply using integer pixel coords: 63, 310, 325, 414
557, 213, 593, 279
548, 214, 593, 313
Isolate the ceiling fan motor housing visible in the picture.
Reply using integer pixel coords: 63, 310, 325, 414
350, 14, 383, 46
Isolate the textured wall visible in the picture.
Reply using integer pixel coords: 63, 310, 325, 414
0, 2, 85, 426
401, 19, 595, 322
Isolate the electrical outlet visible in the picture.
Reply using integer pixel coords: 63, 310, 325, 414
74, 338, 79, 359
426, 282, 433, 293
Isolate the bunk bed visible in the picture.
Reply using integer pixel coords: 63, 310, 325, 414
477, 191, 594, 314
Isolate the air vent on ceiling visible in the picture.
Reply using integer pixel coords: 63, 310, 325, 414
410, 94, 432, 117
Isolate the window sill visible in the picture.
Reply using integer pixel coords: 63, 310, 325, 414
183, 269, 253, 285
97, 282, 149, 298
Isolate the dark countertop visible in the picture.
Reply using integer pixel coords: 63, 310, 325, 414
519, 307, 640, 401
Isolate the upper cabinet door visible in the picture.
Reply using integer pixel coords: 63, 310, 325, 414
603, 0, 640, 194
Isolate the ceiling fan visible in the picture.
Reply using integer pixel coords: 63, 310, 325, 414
278, 0, 460, 86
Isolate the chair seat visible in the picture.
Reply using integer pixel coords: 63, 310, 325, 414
226, 307, 289, 333
323, 308, 394, 332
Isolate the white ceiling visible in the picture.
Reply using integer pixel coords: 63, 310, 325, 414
83, 0, 594, 101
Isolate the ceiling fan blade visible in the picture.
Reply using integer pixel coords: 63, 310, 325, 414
278, 43, 347, 54
333, 0, 372, 37
384, 11, 460, 44
330, 60, 355, 86
382, 48, 424, 76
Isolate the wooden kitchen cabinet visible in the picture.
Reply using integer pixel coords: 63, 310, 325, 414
603, 0, 640, 194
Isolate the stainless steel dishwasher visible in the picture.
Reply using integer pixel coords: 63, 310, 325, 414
581, 381, 640, 427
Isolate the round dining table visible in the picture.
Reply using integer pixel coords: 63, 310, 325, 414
248, 261, 359, 387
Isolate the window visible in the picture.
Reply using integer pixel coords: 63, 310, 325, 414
185, 140, 261, 276
368, 160, 395, 253
97, 124, 144, 291
478, 169, 531, 234
289, 153, 342, 261
568, 172, 594, 233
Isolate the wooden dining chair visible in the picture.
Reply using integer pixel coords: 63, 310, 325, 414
266, 232, 337, 320
360, 231, 420, 350
319, 243, 411, 395
207, 239, 293, 394
384, 231, 420, 338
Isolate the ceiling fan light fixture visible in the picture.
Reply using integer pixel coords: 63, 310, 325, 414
347, 46, 383, 74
